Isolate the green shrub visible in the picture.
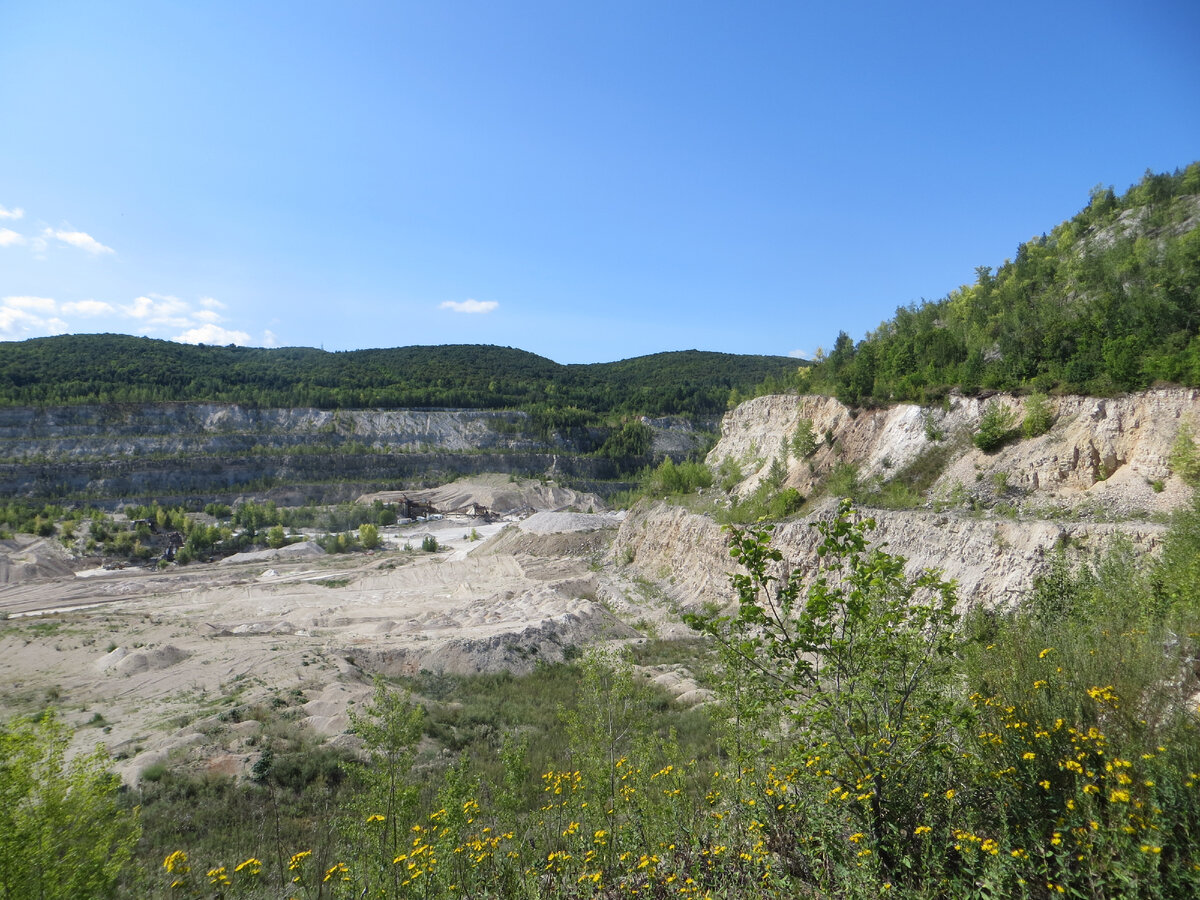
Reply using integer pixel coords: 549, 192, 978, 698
1170, 420, 1200, 487
642, 457, 714, 497
359, 523, 380, 550
792, 418, 817, 458
0, 715, 140, 899
974, 400, 1019, 452
266, 524, 287, 549
716, 456, 743, 492
1021, 391, 1054, 437
689, 501, 961, 885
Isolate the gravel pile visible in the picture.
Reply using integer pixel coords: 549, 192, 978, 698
517, 511, 624, 534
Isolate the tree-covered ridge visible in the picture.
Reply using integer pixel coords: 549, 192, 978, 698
0, 337, 798, 417
810, 163, 1200, 404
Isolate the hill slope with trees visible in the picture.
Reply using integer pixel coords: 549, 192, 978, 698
805, 163, 1200, 405
0, 338, 799, 418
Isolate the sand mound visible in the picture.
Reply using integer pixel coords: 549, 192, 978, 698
518, 511, 623, 534
476, 526, 615, 558
360, 474, 607, 516
0, 536, 78, 584
110, 644, 191, 677
219, 540, 325, 565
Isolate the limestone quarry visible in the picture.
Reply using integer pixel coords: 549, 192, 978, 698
1, 390, 1197, 784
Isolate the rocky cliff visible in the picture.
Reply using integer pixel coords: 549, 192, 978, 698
611, 390, 1198, 611
0, 403, 711, 500
709, 389, 1199, 517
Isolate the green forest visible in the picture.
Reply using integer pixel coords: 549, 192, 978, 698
0, 339, 799, 419
804, 163, 1200, 405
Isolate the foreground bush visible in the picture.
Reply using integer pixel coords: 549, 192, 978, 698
0, 714, 140, 899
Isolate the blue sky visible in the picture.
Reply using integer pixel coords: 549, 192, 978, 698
1, 1, 1197, 364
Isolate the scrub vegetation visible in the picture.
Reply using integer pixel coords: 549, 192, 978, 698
6, 497, 1200, 898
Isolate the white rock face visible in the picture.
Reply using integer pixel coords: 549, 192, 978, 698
615, 389, 1199, 613
708, 390, 1200, 518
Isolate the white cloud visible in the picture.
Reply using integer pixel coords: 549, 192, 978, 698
122, 295, 156, 319
439, 298, 499, 314
0, 288, 270, 347
0, 306, 38, 337
0, 205, 23, 220
0, 228, 25, 247
788, 348, 814, 360
62, 299, 115, 316
0, 297, 59, 339
173, 323, 251, 346
4, 295, 57, 312
121, 294, 192, 326
46, 228, 114, 255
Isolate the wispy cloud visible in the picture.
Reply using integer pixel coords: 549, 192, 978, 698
45, 228, 114, 255
439, 298, 499, 314
262, 329, 279, 348
0, 228, 25, 247
788, 348, 814, 360
0, 205, 23, 220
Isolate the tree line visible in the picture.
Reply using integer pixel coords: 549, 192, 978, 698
0, 339, 798, 419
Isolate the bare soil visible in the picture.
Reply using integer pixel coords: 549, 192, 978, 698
0, 478, 674, 786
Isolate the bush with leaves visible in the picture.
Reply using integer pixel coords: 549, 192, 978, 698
1021, 391, 1054, 438
1170, 420, 1200, 487
0, 714, 140, 900
342, 679, 424, 897
973, 400, 1019, 452
689, 500, 961, 884
792, 417, 817, 458
359, 523, 381, 550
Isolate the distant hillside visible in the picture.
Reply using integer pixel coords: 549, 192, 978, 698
807, 163, 1200, 404
0, 337, 799, 418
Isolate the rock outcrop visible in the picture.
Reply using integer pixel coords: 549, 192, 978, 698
710, 390, 1200, 518
613, 390, 1198, 612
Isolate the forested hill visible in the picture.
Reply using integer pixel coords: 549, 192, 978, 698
807, 163, 1200, 405
0, 336, 800, 417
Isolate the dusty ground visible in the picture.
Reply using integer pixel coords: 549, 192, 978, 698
0, 478, 687, 785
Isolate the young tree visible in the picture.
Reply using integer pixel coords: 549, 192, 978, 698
792, 417, 817, 458
689, 500, 961, 878
1021, 391, 1054, 438
973, 400, 1019, 452
359, 523, 380, 550
266, 524, 287, 549
0, 715, 140, 900
343, 679, 424, 897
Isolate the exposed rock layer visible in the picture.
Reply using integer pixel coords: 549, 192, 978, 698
613, 390, 1198, 611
